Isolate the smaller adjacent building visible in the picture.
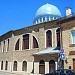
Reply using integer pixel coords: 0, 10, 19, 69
59, 14, 75, 70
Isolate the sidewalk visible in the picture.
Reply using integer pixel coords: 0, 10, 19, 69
0, 71, 43, 75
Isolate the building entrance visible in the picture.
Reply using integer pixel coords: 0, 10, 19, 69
49, 60, 55, 73
39, 60, 45, 74
73, 59, 75, 70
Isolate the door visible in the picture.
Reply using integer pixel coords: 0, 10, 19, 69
49, 60, 55, 73
39, 60, 45, 74
73, 59, 75, 70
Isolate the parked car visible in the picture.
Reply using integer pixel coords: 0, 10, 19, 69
45, 69, 75, 75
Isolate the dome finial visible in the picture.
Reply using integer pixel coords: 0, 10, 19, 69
46, 3, 49, 5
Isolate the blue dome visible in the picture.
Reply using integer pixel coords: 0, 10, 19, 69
36, 3, 61, 17
33, 3, 62, 24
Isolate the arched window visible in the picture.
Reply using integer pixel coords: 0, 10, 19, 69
13, 61, 17, 71
22, 34, 29, 49
7, 39, 9, 51
56, 28, 60, 47
33, 36, 38, 48
15, 39, 19, 50
22, 61, 27, 71
49, 60, 55, 64
1, 61, 3, 70
5, 61, 8, 70
46, 30, 52, 47
39, 60, 45, 64
71, 31, 75, 44
0, 42, 1, 50
3, 41, 5, 52
39, 60, 45, 74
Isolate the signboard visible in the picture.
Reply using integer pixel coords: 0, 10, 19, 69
60, 48, 64, 53
60, 54, 65, 60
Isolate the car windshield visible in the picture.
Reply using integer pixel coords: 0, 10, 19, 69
55, 69, 75, 74
68, 70, 75, 73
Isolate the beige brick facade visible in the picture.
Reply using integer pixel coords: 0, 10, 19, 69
0, 16, 75, 74
60, 19, 75, 69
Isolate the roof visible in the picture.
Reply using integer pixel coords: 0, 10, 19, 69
33, 47, 60, 55
36, 3, 61, 17
0, 19, 58, 42
0, 30, 13, 42
57, 13, 75, 24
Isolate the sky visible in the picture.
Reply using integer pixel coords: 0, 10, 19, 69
0, 0, 74, 36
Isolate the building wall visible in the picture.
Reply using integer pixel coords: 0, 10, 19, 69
61, 20, 75, 70
0, 21, 60, 73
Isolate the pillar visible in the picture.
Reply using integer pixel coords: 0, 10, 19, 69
38, 18, 40, 23
55, 62, 57, 70
8, 62, 12, 71
36, 20, 37, 24
3, 62, 5, 71
42, 17, 43, 22
0, 62, 1, 71
27, 62, 33, 73
45, 17, 47, 22
34, 62, 39, 74
49, 17, 51, 21
17, 62, 22, 72
45, 62, 49, 74
53, 17, 54, 20
20, 35, 23, 51
11, 62, 13, 72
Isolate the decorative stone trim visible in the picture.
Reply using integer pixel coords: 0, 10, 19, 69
69, 51, 75, 55
69, 44, 75, 47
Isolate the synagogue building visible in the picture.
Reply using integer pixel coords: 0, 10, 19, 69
0, 3, 75, 74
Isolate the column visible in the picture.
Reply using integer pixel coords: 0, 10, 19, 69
0, 62, 1, 71
11, 62, 13, 72
30, 34, 33, 50
38, 18, 40, 23
20, 35, 23, 51
55, 62, 57, 70
45, 62, 49, 74
36, 20, 37, 24
45, 17, 47, 22
34, 62, 39, 74
54, 29, 57, 47
8, 62, 12, 71
53, 17, 54, 20
5, 40, 8, 52
49, 17, 51, 21
42, 17, 43, 22
52, 30, 53, 47
17, 62, 22, 72
3, 62, 5, 71
27, 62, 33, 73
